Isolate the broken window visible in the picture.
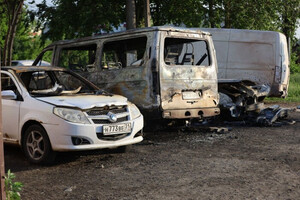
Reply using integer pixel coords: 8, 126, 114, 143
26, 71, 54, 91
164, 38, 210, 66
59, 44, 97, 72
19, 70, 96, 96
101, 37, 147, 70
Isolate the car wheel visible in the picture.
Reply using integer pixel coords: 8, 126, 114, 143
22, 124, 56, 164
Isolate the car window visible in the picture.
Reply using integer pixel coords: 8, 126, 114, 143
28, 72, 54, 91
11, 61, 19, 66
164, 38, 210, 66
59, 44, 97, 72
19, 70, 97, 96
101, 36, 147, 70
1, 73, 18, 93
54, 71, 92, 92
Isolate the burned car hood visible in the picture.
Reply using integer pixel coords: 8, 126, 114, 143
36, 95, 128, 110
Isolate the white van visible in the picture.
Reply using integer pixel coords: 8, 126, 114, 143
201, 28, 290, 97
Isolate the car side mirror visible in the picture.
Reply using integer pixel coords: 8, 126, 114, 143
1, 90, 17, 100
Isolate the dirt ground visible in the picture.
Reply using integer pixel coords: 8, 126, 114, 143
4, 103, 300, 200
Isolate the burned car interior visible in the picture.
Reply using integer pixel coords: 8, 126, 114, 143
101, 36, 147, 69
59, 44, 97, 72
18, 70, 97, 96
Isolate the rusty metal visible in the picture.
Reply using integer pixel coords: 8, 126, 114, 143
1, 66, 64, 73
0, 67, 6, 200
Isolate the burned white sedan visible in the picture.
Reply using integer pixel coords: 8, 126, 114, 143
1, 66, 143, 164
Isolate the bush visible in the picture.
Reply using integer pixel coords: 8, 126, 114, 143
290, 52, 300, 74
5, 170, 23, 200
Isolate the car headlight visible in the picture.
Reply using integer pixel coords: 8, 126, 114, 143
128, 103, 141, 119
53, 107, 90, 124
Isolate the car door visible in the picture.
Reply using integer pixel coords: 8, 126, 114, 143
1, 71, 22, 143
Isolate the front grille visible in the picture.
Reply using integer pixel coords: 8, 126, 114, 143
85, 105, 129, 124
92, 116, 128, 124
86, 106, 127, 116
96, 132, 130, 141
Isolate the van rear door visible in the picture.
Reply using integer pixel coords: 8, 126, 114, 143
276, 33, 290, 97
159, 31, 219, 119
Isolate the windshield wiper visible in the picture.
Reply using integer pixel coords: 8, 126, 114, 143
96, 89, 113, 96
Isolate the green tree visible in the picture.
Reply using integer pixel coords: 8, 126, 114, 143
36, 0, 125, 41
1, 0, 24, 66
277, 0, 300, 44
151, 0, 205, 27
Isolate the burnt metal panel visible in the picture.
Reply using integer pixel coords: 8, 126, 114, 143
158, 31, 219, 119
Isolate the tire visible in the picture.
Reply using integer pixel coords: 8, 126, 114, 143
22, 124, 56, 164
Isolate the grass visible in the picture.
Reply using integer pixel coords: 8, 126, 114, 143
266, 73, 300, 103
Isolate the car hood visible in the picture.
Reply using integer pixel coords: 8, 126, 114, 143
36, 95, 128, 110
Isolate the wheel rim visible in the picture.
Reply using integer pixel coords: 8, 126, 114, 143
26, 130, 45, 160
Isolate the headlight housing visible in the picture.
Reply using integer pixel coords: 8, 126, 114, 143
53, 107, 90, 124
128, 102, 141, 119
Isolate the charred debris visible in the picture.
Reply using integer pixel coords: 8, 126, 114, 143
183, 80, 296, 133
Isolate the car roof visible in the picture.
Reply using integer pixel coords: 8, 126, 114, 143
1, 66, 66, 73
46, 26, 211, 47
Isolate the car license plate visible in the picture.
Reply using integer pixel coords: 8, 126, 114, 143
182, 91, 202, 100
103, 123, 132, 135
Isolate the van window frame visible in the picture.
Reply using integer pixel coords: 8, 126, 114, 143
33, 47, 54, 66
100, 34, 149, 71
56, 41, 101, 72
162, 36, 212, 67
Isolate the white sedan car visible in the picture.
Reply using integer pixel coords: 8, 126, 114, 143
1, 66, 143, 164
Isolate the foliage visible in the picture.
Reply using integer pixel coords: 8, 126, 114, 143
35, 0, 125, 41
266, 73, 300, 102
286, 73, 300, 101
5, 169, 23, 200
0, 0, 8, 48
0, 0, 299, 64
0, 2, 50, 63
277, 0, 300, 43
290, 52, 300, 74
1, 0, 25, 66
151, 0, 205, 27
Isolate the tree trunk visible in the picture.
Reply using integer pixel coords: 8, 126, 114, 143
3, 0, 24, 66
7, 1, 23, 66
224, 0, 231, 28
208, 0, 215, 28
126, 0, 136, 30
144, 0, 151, 27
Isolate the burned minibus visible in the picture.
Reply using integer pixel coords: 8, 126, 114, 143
34, 27, 220, 121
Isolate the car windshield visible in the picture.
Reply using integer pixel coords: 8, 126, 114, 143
17, 70, 99, 96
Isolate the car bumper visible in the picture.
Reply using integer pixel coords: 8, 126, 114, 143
43, 115, 144, 151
